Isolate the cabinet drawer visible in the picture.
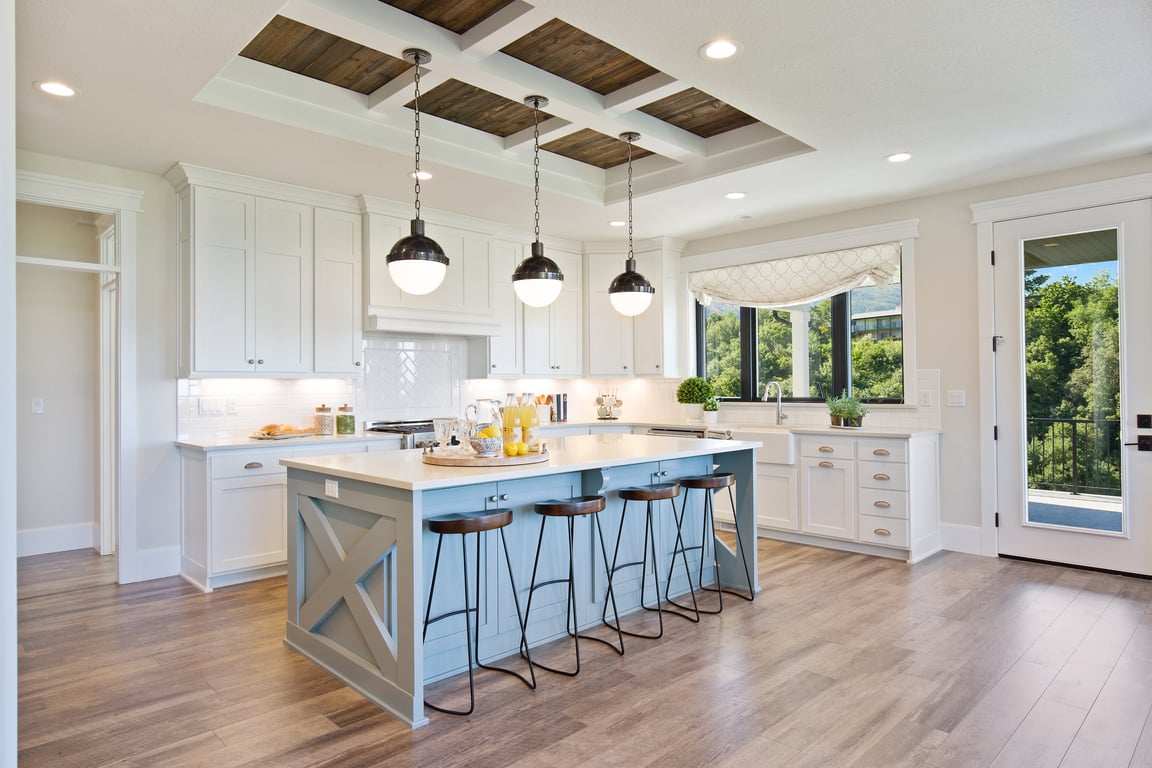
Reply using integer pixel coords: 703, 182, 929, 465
858, 488, 908, 519
857, 438, 907, 462
799, 436, 855, 460
858, 514, 909, 547
211, 449, 291, 479
858, 460, 908, 491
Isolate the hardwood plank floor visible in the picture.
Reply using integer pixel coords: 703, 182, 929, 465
17, 541, 1152, 767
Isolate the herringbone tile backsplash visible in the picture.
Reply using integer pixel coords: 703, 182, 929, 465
360, 334, 466, 421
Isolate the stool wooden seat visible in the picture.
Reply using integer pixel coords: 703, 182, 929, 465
523, 495, 623, 676
604, 483, 681, 638
423, 508, 535, 716
666, 472, 755, 622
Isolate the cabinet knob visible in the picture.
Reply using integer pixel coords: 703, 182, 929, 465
500, 493, 509, 501
623, 365, 628, 370
873, 448, 890, 456
492, 364, 497, 369
873, 500, 892, 509
873, 473, 891, 481
818, 446, 834, 453
244, 461, 264, 469
874, 527, 892, 536
355, 361, 361, 367
818, 461, 834, 468
489, 495, 498, 503
247, 358, 255, 365
257, 359, 264, 365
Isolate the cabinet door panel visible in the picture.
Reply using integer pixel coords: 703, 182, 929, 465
755, 465, 799, 530
193, 188, 254, 372
586, 253, 633, 375
255, 198, 312, 372
550, 287, 581, 375
522, 303, 552, 374
314, 208, 363, 374
800, 457, 855, 539
211, 477, 287, 572
631, 248, 664, 375
487, 240, 522, 375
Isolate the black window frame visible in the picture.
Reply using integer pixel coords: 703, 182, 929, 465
695, 293, 904, 404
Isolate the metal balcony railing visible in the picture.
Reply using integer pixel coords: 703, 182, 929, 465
1026, 417, 1122, 496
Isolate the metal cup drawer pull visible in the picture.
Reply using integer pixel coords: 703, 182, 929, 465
818, 461, 834, 468
818, 446, 834, 453
873, 500, 892, 509
874, 527, 892, 536
244, 461, 264, 469
873, 472, 891, 481
872, 448, 891, 456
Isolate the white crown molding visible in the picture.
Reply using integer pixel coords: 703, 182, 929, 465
164, 163, 361, 212
971, 172, 1152, 223
15, 170, 143, 213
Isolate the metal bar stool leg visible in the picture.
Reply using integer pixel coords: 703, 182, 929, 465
474, 529, 537, 689
422, 533, 477, 716
665, 491, 703, 621
602, 499, 664, 639
724, 483, 756, 602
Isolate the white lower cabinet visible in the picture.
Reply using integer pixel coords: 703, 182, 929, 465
179, 440, 390, 591
762, 431, 940, 563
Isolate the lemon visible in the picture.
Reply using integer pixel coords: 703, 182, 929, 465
516, 442, 528, 455
504, 443, 518, 457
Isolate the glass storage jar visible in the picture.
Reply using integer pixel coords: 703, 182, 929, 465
336, 403, 356, 435
314, 404, 335, 436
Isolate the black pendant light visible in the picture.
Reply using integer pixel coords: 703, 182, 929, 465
386, 48, 448, 296
512, 95, 564, 308
609, 132, 655, 316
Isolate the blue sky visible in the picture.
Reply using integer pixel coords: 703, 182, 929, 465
1035, 261, 1117, 284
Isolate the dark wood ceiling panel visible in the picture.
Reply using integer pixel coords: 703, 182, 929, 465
542, 128, 655, 169
377, 0, 518, 35
638, 88, 759, 138
501, 18, 659, 95
240, 15, 409, 95
411, 80, 549, 137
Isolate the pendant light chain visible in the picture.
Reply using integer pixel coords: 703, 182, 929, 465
532, 100, 541, 242
626, 135, 634, 261
411, 52, 424, 221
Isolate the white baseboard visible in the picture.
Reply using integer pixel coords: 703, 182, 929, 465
17, 523, 94, 557
135, 546, 181, 582
941, 523, 985, 556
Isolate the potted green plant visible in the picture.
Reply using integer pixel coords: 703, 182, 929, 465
826, 389, 868, 428
676, 377, 714, 422
702, 396, 720, 425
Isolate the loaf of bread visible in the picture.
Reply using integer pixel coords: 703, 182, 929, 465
255, 423, 310, 437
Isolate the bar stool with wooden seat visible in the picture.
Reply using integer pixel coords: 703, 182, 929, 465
665, 472, 755, 622
422, 508, 535, 716
522, 495, 624, 676
602, 482, 681, 639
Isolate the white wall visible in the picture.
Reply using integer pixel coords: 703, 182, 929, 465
15, 150, 180, 566
15, 263, 98, 540
15, 203, 101, 553
2, 0, 19, 761
688, 154, 1152, 533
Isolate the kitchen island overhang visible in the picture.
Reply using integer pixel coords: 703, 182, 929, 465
280, 433, 762, 727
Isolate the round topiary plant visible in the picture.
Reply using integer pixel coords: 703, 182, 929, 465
676, 377, 714, 404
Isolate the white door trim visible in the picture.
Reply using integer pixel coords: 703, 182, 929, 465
15, 170, 143, 583
972, 173, 1152, 558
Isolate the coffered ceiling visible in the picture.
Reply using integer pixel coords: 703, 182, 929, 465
14, 0, 1152, 244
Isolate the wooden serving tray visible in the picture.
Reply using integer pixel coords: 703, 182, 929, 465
422, 450, 550, 467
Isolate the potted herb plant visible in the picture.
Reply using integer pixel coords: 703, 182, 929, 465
827, 389, 868, 428
702, 396, 720, 426
676, 376, 714, 422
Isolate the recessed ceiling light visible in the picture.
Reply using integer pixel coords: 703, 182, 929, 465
410, 170, 432, 180
725, 191, 746, 200
36, 80, 75, 97
700, 39, 739, 60
609, 220, 626, 228
886, 152, 912, 163
737, 215, 752, 220
1042, 242, 1061, 247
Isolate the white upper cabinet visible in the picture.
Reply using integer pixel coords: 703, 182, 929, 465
523, 249, 582, 376
584, 238, 682, 377
167, 163, 361, 378
313, 207, 363, 374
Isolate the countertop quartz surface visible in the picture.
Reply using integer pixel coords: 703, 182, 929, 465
280, 432, 762, 491
175, 431, 403, 451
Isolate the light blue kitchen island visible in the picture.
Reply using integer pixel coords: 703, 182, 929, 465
280, 432, 761, 727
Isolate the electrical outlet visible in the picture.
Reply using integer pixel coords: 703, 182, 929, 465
1138, 414, 1152, 429
31, 398, 44, 414
1139, 435, 1152, 452
325, 478, 339, 498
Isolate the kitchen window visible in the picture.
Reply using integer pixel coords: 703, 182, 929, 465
690, 238, 909, 404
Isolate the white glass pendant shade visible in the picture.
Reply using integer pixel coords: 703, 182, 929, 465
609, 288, 653, 316
512, 240, 564, 307
387, 217, 448, 295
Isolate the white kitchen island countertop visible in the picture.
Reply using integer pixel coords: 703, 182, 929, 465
280, 432, 761, 491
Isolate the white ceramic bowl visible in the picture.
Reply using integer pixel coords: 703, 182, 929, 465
470, 437, 502, 457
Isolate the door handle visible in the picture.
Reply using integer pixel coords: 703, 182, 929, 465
873, 528, 892, 536
818, 446, 834, 453
818, 461, 834, 468
873, 473, 891, 481
244, 461, 263, 469
873, 500, 892, 509
873, 448, 890, 456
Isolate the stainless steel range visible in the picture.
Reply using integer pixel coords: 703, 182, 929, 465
364, 419, 437, 449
